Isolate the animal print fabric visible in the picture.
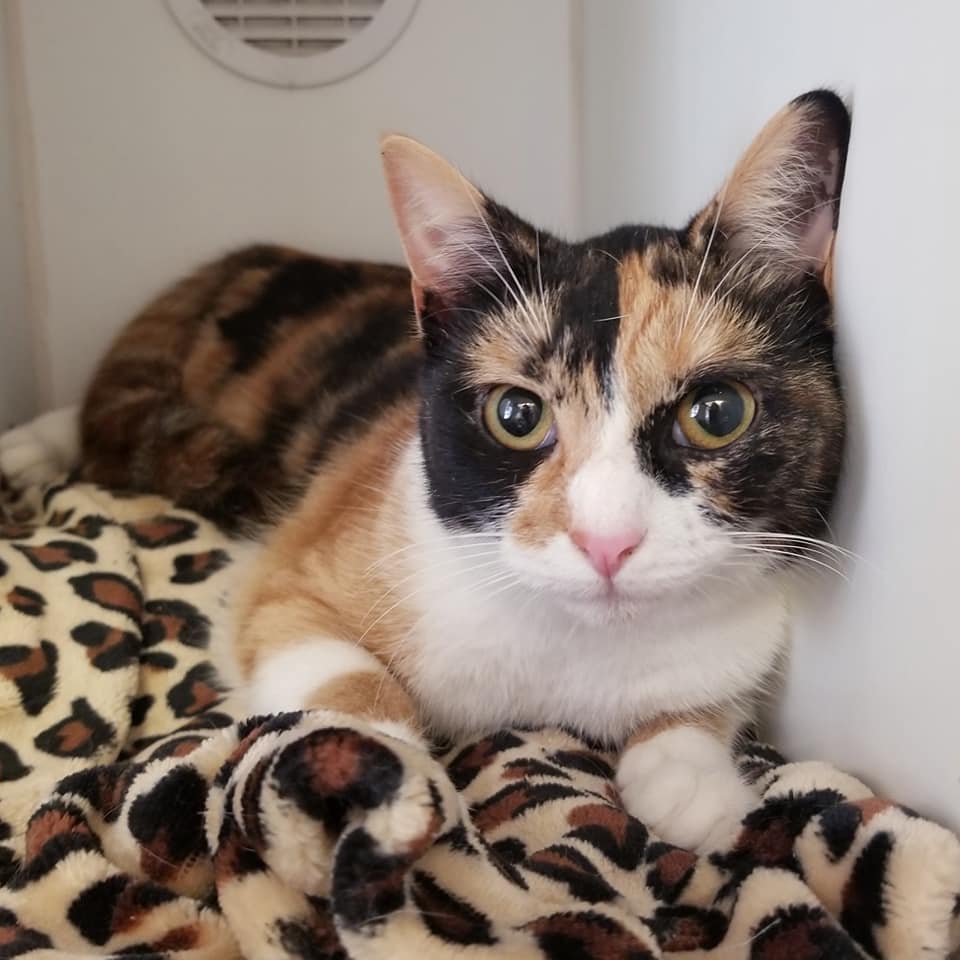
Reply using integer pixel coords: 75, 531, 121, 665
0, 482, 957, 959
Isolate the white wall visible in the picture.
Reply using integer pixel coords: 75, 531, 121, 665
12, 0, 581, 406
0, 1, 35, 427
584, 0, 959, 830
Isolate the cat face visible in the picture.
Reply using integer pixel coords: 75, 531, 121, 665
383, 91, 849, 622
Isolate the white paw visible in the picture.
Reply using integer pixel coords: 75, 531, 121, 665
617, 726, 756, 853
0, 406, 80, 490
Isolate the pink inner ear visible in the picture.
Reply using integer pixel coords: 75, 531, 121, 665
801, 204, 836, 266
800, 145, 842, 265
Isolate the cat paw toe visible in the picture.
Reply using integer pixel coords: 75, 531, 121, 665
617, 727, 756, 853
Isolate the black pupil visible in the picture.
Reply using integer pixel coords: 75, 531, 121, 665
497, 388, 543, 438
690, 383, 744, 437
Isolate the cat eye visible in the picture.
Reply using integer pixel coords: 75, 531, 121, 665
673, 380, 756, 450
482, 385, 556, 451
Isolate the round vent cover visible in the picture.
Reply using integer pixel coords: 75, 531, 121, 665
166, 0, 418, 88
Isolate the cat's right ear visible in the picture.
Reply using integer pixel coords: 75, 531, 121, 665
381, 135, 497, 318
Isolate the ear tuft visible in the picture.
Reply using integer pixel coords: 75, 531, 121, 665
695, 89, 851, 281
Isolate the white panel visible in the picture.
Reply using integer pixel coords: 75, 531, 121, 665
0, 2, 36, 427
16, 0, 580, 405
583, 0, 959, 831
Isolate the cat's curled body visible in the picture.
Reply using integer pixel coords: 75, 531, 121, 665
76, 91, 850, 852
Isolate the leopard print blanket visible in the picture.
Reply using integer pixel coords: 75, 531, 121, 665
0, 481, 958, 959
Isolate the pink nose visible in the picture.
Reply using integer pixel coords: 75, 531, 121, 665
570, 529, 644, 579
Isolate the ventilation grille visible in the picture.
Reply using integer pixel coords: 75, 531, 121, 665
201, 0, 386, 56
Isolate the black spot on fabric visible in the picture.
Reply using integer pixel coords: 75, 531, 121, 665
142, 598, 211, 649
34, 697, 116, 758
545, 750, 615, 780
526, 844, 619, 903
503, 757, 572, 781
275, 914, 346, 960
141, 651, 178, 670
489, 836, 526, 864
841, 831, 893, 957
128, 694, 155, 728
644, 843, 698, 904
0, 908, 52, 957
820, 802, 865, 862
332, 828, 407, 929
5, 585, 45, 617
71, 621, 140, 671
446, 731, 526, 790
166, 662, 226, 718
0, 639, 58, 716
749, 903, 861, 959
410, 870, 496, 946
66, 514, 110, 539
525, 909, 656, 960
67, 875, 176, 946
0, 742, 31, 782
13, 539, 96, 571
436, 825, 478, 856
129, 768, 209, 867
170, 549, 230, 584
46, 508, 75, 527
125, 515, 199, 548
273, 728, 405, 834
565, 804, 647, 871
651, 905, 727, 952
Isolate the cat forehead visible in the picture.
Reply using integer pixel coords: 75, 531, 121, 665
461, 245, 769, 413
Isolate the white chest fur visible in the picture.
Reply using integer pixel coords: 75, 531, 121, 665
404, 571, 787, 743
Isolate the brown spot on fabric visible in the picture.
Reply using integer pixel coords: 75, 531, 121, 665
654, 906, 727, 951
852, 797, 894, 825
34, 698, 116, 758
171, 549, 230, 584
6, 586, 45, 617
472, 781, 580, 833
25, 807, 92, 862
150, 925, 201, 951
13, 540, 96, 572
446, 731, 526, 790
0, 645, 49, 682
524, 911, 656, 959
126, 515, 199, 548
69, 572, 143, 620
167, 663, 226, 718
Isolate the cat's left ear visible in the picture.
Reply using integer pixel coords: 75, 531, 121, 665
381, 135, 499, 317
691, 90, 851, 284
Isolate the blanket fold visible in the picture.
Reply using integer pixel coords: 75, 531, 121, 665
0, 482, 957, 959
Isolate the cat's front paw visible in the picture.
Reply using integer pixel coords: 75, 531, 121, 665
616, 726, 756, 853
0, 406, 80, 490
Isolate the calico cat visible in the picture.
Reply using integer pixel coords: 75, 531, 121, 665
71, 90, 850, 852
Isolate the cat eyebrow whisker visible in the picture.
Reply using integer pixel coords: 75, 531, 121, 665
679, 180, 728, 345
454, 173, 552, 343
